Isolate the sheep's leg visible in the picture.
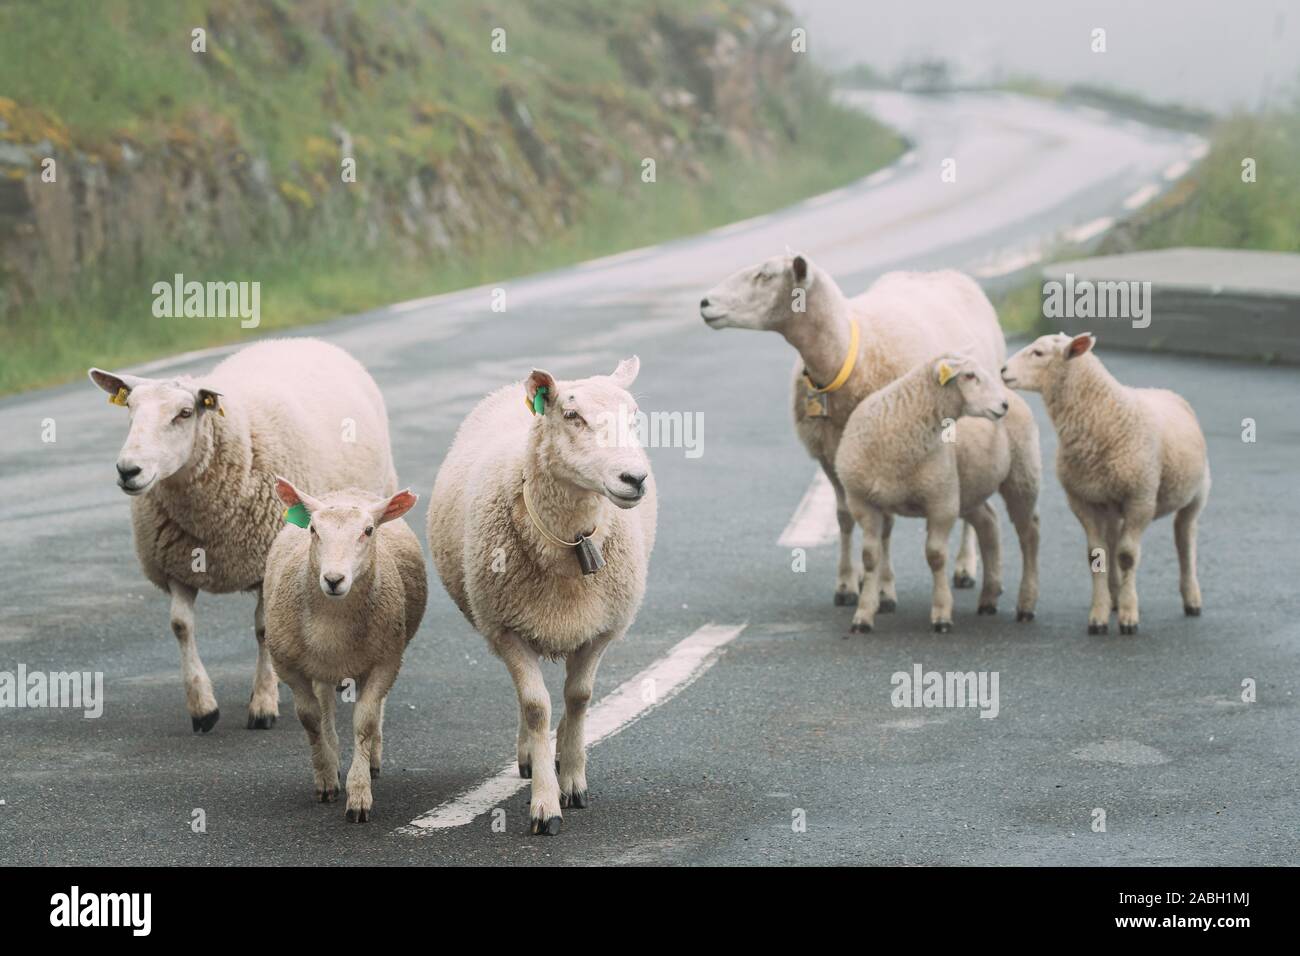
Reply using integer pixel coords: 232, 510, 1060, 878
495, 631, 562, 835
556, 630, 620, 809
1000, 482, 1041, 621
846, 495, 884, 633
345, 668, 395, 823
825, 464, 860, 606
1175, 494, 1206, 616
926, 511, 959, 632
1105, 516, 1122, 612
966, 502, 1003, 615
247, 587, 280, 730
1069, 495, 1113, 634
281, 668, 338, 803
878, 513, 898, 612
370, 697, 385, 778
952, 520, 979, 589
1115, 500, 1154, 635
168, 581, 219, 733
316, 680, 340, 785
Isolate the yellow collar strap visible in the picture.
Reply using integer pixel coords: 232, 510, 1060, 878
522, 478, 596, 547
803, 320, 860, 393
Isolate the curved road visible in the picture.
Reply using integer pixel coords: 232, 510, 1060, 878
1, 93, 1296, 866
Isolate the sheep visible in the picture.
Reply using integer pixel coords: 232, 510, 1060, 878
701, 253, 1007, 608
427, 357, 656, 836
1001, 333, 1210, 634
262, 478, 426, 822
836, 355, 1041, 633
88, 339, 397, 733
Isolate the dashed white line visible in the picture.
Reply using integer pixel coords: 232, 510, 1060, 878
864, 167, 895, 187
397, 622, 747, 834
900, 150, 919, 167
778, 470, 840, 548
708, 214, 772, 238
1162, 159, 1191, 181
574, 245, 658, 271
1064, 216, 1115, 244
1188, 142, 1209, 160
1122, 183, 1161, 210
803, 186, 852, 208
970, 246, 1044, 279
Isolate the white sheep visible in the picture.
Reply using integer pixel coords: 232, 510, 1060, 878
88, 339, 397, 733
701, 254, 1007, 607
1002, 333, 1210, 633
427, 357, 656, 836
836, 355, 1041, 632
262, 479, 426, 822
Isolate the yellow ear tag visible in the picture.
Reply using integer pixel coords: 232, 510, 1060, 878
937, 362, 956, 386
110, 387, 129, 407
202, 394, 225, 416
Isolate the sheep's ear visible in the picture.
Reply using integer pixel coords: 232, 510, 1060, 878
375, 489, 418, 525
525, 369, 556, 415
1066, 333, 1095, 360
610, 355, 640, 389
936, 359, 957, 386
792, 254, 813, 288
197, 387, 224, 416
89, 368, 148, 405
274, 476, 304, 508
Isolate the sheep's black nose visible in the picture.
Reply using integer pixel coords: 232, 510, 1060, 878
116, 463, 141, 480
1000, 364, 1008, 374
323, 573, 345, 591
620, 471, 647, 491
700, 297, 710, 309
1000, 400, 1009, 412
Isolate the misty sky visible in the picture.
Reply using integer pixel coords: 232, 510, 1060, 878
789, 0, 1299, 113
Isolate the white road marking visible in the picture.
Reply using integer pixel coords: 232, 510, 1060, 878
1063, 216, 1114, 244
1162, 159, 1191, 181
1078, 105, 1110, 122
126, 343, 240, 375
1188, 141, 1209, 160
398, 622, 747, 834
1121, 183, 1161, 210
864, 167, 895, 187
778, 470, 840, 548
803, 187, 851, 208
900, 150, 919, 167
970, 246, 1044, 278
574, 245, 658, 271
708, 213, 772, 238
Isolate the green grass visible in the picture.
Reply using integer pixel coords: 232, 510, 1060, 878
0, 90, 902, 394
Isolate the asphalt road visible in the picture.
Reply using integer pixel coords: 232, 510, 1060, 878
1, 92, 1296, 866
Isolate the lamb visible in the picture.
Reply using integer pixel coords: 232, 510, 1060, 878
88, 339, 397, 733
262, 479, 426, 822
701, 254, 1007, 608
427, 357, 657, 836
836, 355, 1041, 633
1001, 333, 1210, 634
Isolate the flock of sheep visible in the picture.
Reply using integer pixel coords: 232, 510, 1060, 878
87, 252, 1209, 835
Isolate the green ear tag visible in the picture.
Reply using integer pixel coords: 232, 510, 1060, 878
284, 503, 311, 528
532, 386, 548, 416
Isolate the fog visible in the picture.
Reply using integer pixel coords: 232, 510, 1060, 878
790, 0, 1300, 113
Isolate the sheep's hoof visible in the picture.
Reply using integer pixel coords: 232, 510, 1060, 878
952, 572, 976, 589
1016, 610, 1035, 623
246, 712, 276, 730
345, 807, 370, 823
1119, 623, 1139, 635
977, 603, 998, 616
191, 709, 220, 734
1088, 623, 1108, 635
833, 590, 857, 606
1184, 605, 1202, 617
518, 761, 531, 779
530, 815, 562, 836
849, 621, 873, 634
317, 787, 338, 803
933, 621, 953, 634
561, 789, 588, 809
878, 597, 897, 614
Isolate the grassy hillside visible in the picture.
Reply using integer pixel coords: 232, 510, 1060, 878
0, 0, 903, 394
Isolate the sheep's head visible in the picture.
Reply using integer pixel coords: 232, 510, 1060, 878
525, 356, 651, 510
274, 477, 417, 599
935, 355, 1010, 421
700, 253, 814, 332
1001, 333, 1095, 392
88, 368, 223, 496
